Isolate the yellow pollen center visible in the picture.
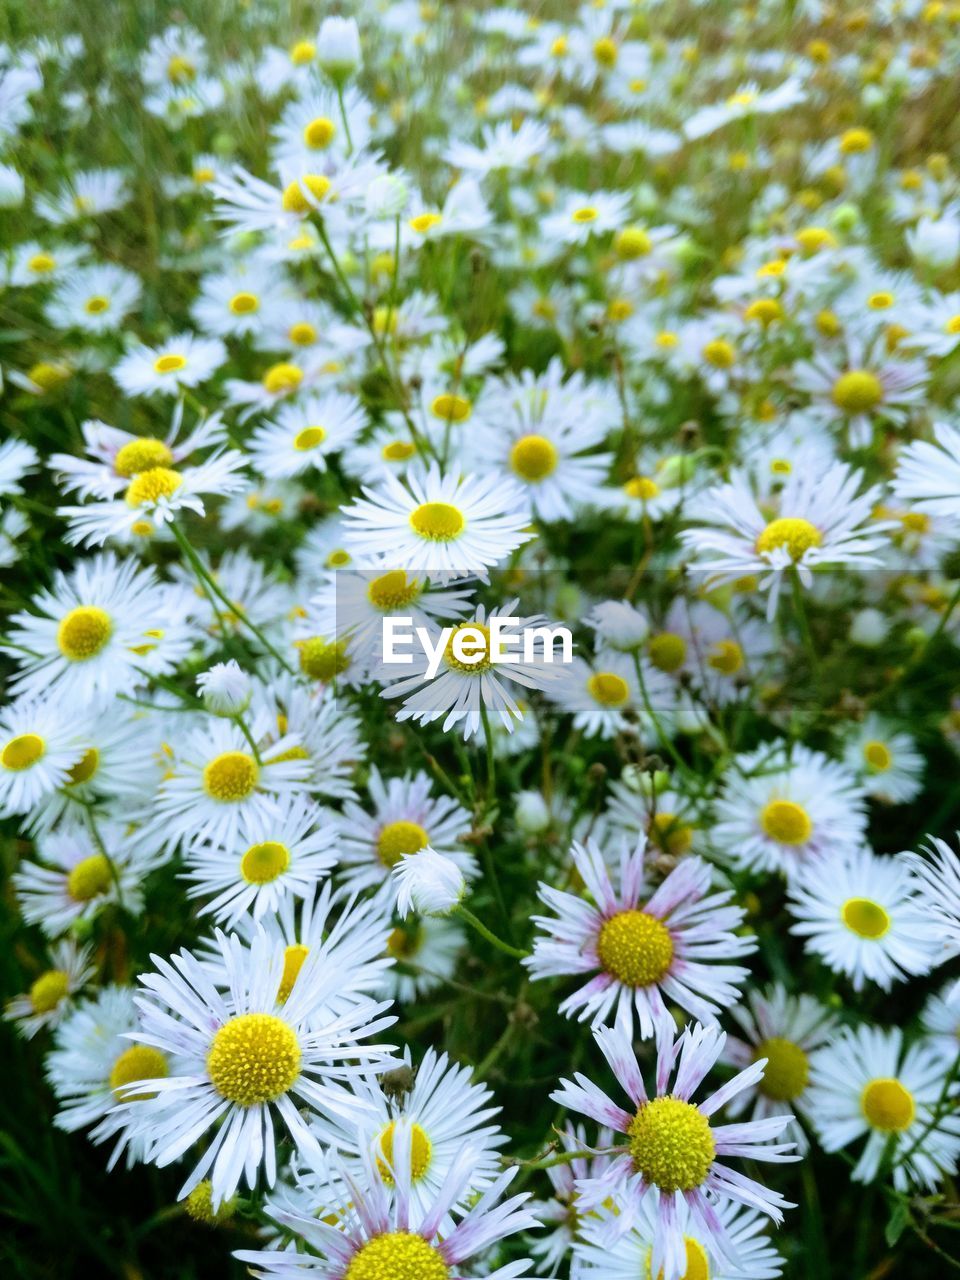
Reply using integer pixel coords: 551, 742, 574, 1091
571, 205, 598, 223
278, 944, 310, 1003
241, 841, 291, 884
57, 606, 113, 661
755, 517, 822, 561
67, 747, 100, 785
861, 1078, 915, 1131
409, 212, 442, 234
2, 734, 45, 771
650, 813, 693, 856
67, 854, 112, 902
510, 434, 559, 482
124, 466, 183, 507
707, 639, 744, 675
304, 116, 337, 148
298, 636, 351, 681
368, 570, 422, 610
377, 820, 429, 868
444, 622, 493, 673
289, 321, 318, 345
594, 36, 618, 66
841, 127, 874, 154
625, 476, 661, 500
84, 295, 110, 314
109, 1045, 169, 1100
760, 799, 813, 845
202, 751, 259, 802
628, 1097, 716, 1192
229, 291, 259, 315
29, 969, 70, 1013
114, 438, 174, 477
702, 339, 737, 368
293, 426, 327, 451
863, 740, 892, 772
597, 910, 674, 987
832, 370, 883, 413
745, 299, 783, 325
587, 672, 630, 707
646, 1237, 710, 1280
153, 354, 187, 374
409, 502, 464, 541
28, 253, 56, 273
290, 40, 316, 65
345, 1233, 448, 1280
945, 315, 960, 334
430, 393, 472, 423
167, 55, 195, 82
754, 1037, 809, 1100
383, 440, 416, 461
842, 897, 891, 939
262, 362, 304, 394
615, 227, 652, 259
868, 292, 893, 310
648, 632, 687, 673
281, 174, 332, 214
377, 1122, 434, 1183
207, 1013, 301, 1106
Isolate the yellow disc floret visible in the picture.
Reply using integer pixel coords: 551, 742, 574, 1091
297, 636, 351, 681
293, 426, 326, 450
67, 853, 112, 902
57, 606, 113, 661
125, 466, 183, 507
30, 969, 70, 1013
114, 438, 174, 477
202, 751, 259, 803
409, 502, 465, 541
262, 362, 304, 395
430, 393, 472, 423
509, 434, 558, 482
587, 672, 630, 707
377, 820, 429, 868
109, 1045, 169, 1100
648, 632, 687, 673
598, 910, 674, 987
628, 1097, 716, 1192
861, 1078, 915, 1131
754, 1037, 809, 1101
345, 1232, 448, 1280
760, 799, 813, 845
2, 734, 45, 771
863, 740, 891, 772
367, 570, 422, 610
842, 897, 891, 939
304, 116, 337, 148
755, 517, 822, 561
832, 370, 883, 414
377, 1121, 433, 1183
207, 1013, 301, 1106
241, 841, 291, 884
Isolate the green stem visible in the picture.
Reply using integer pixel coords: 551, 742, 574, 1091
454, 906, 528, 960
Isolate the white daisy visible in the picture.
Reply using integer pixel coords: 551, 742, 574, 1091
45, 262, 141, 333
840, 714, 924, 803
904, 835, 960, 1000
893, 420, 960, 523
545, 652, 676, 742
113, 332, 226, 397
248, 391, 367, 478
0, 694, 84, 817
4, 939, 95, 1038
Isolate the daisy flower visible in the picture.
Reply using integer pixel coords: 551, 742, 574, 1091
904, 836, 960, 999
892, 420, 960, 522
526, 837, 754, 1037
183, 793, 339, 928
542, 190, 631, 247
712, 743, 867, 880
45, 262, 141, 333
248, 391, 367, 478
235, 1132, 538, 1279
721, 984, 839, 1152
190, 260, 278, 339
921, 983, 960, 1066
13, 820, 154, 936
113, 332, 226, 397
393, 847, 466, 918
381, 915, 465, 1005
807, 1025, 960, 1191
338, 768, 475, 899
680, 463, 890, 619
0, 436, 38, 497
0, 694, 84, 817
528, 1125, 618, 1279
3, 552, 193, 705
444, 119, 552, 175
327, 1048, 506, 1219
792, 338, 927, 448
122, 929, 397, 1206
272, 84, 373, 169
252, 676, 365, 802
5, 939, 95, 1038
552, 1020, 796, 1280
34, 167, 128, 222
545, 652, 676, 742
379, 601, 564, 739
341, 463, 535, 579
684, 78, 805, 140
840, 714, 924, 803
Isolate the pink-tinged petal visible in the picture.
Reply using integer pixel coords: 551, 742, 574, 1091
707, 1164, 796, 1219
573, 839, 619, 917
673, 1022, 725, 1100
552, 1074, 632, 1133
699, 1058, 767, 1116
644, 856, 709, 919
595, 1020, 647, 1107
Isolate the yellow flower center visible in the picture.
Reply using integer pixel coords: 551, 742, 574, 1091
367, 570, 422, 611
648, 632, 687, 673
571, 205, 598, 224
383, 440, 416, 462
615, 227, 652, 259
229, 291, 259, 315
509, 434, 558, 482
387, 924, 422, 959
114, 438, 174, 477
430, 393, 472, 423
593, 36, 619, 66
28, 252, 56, 274
184, 1180, 235, 1225
207, 1013, 301, 1106
262, 362, 304, 394
193, 166, 215, 184
598, 911, 674, 987
842, 897, 891, 939
289, 321, 318, 345
241, 841, 291, 884
649, 812, 693, 856
760, 799, 813, 845
840, 127, 874, 154
832, 370, 883, 413
202, 751, 259, 803
278, 944, 310, 1003
293, 426, 327, 451
444, 622, 493, 673
377, 1121, 433, 1183
303, 116, 337, 148
587, 672, 630, 707
29, 969, 70, 1014
945, 314, 960, 334
645, 1238, 710, 1280
707, 639, 744, 675
67, 747, 100, 785
298, 636, 351, 680
57, 606, 113, 662
84, 294, 110, 314
167, 54, 196, 82
550, 36, 569, 57
409, 212, 443, 234
753, 1037, 809, 1101
868, 291, 893, 310
861, 1078, 915, 1131
745, 298, 784, 325
125, 466, 183, 507
755, 517, 822, 561
702, 339, 737, 368
29, 362, 70, 390
153, 353, 187, 375
290, 39, 316, 65
625, 476, 660, 500
409, 501, 465, 541
796, 227, 837, 254
345, 1233, 448, 1280
728, 89, 758, 107
377, 820, 430, 868
628, 1097, 716, 1192
2, 734, 45, 771
67, 853, 112, 902
655, 330, 679, 349
863, 740, 892, 772
109, 1045, 169, 1100
281, 174, 332, 214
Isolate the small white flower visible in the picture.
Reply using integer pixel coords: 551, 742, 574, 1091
197, 661, 252, 716
393, 846, 465, 918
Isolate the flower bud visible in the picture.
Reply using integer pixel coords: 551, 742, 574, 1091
196, 660, 252, 716
393, 847, 465, 918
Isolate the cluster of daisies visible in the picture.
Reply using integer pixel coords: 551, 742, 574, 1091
3, 1, 960, 1277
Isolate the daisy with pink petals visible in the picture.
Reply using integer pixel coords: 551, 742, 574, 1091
552, 1020, 797, 1280
525, 836, 756, 1038
237, 1121, 540, 1278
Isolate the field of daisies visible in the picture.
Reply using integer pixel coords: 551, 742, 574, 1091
4, 1, 960, 1278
